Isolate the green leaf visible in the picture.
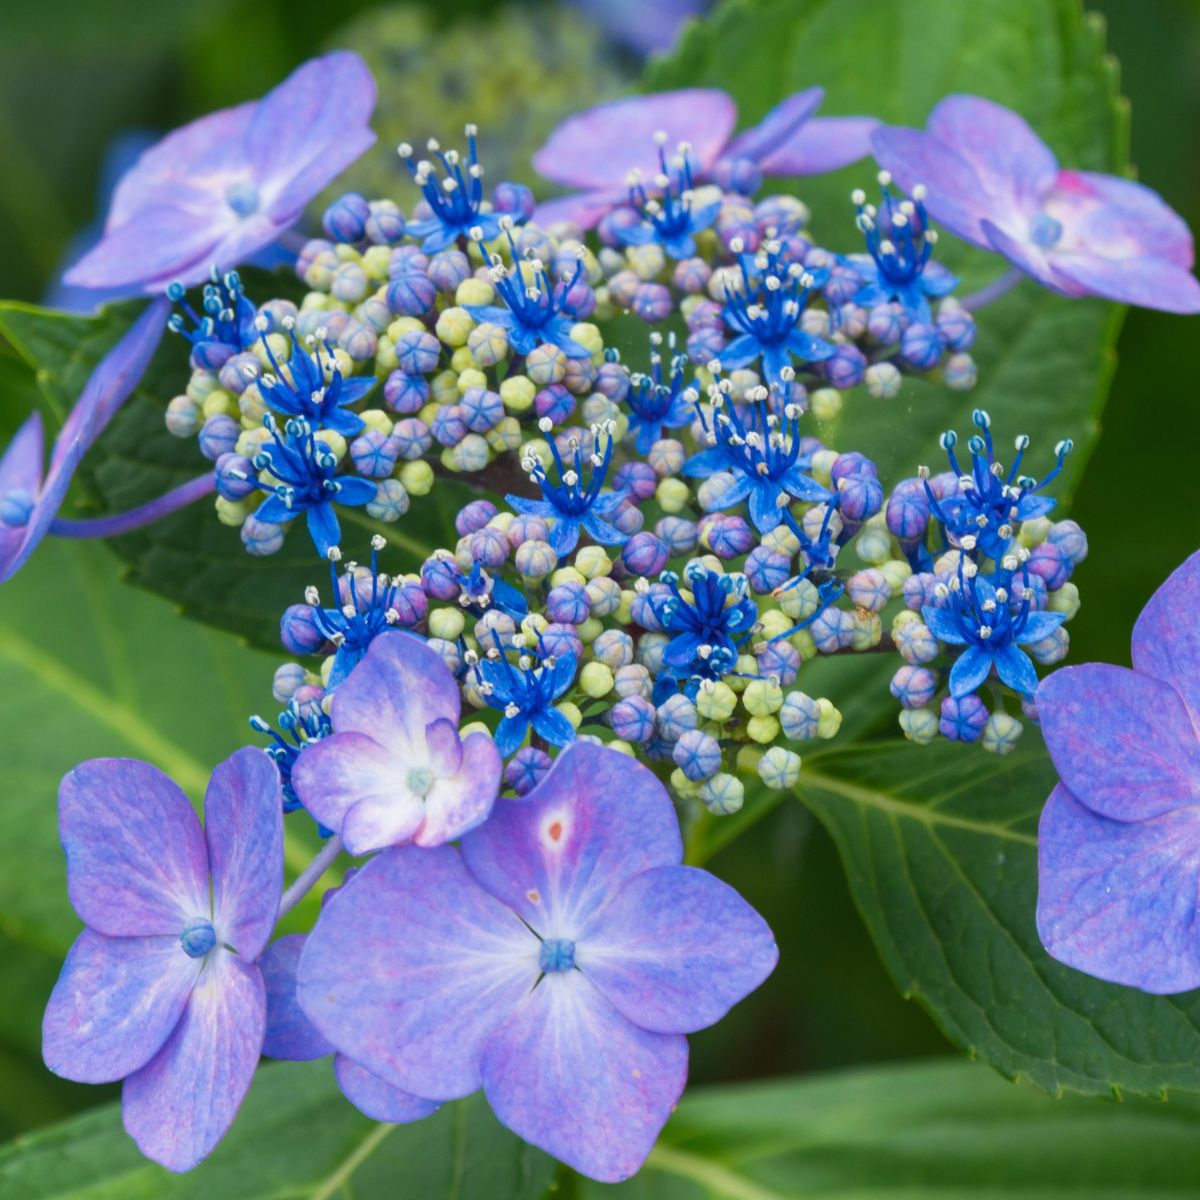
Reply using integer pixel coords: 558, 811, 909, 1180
0, 1060, 556, 1200
579, 1057, 1200, 1199
787, 738, 1200, 1098
649, 0, 1126, 491
0, 287, 468, 651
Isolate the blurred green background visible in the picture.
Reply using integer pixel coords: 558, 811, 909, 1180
0, 0, 1196, 1149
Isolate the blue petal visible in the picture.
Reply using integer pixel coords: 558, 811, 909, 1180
334, 477, 378, 507
681, 448, 729, 479
494, 714, 531, 758
548, 517, 581, 556
255, 494, 296, 525
716, 334, 761, 370
748, 484, 782, 532
923, 606, 967, 645
786, 329, 835, 363
531, 706, 577, 749
337, 375, 378, 405
949, 644, 994, 697
581, 513, 629, 546
506, 495, 556, 518
762, 345, 793, 382
306, 503, 341, 556
1020, 610, 1067, 643
993, 643, 1039, 696
780, 467, 832, 504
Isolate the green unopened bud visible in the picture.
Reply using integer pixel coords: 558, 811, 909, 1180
696, 680, 737, 722
656, 477, 691, 513
559, 701, 583, 730
699, 772, 744, 815
856, 526, 892, 566
500, 375, 536, 413
816, 698, 842, 739
431, 369, 459, 405
1048, 581, 1080, 620
746, 714, 780, 744
777, 578, 820, 621
456, 277, 495, 308
810, 387, 843, 423
1019, 516, 1053, 549
569, 322, 604, 363
457, 367, 488, 394
899, 706, 938, 745
399, 460, 434, 496
215, 496, 251, 527
429, 608, 466, 641
435, 306, 473, 347
579, 661, 614, 698
467, 321, 509, 368
575, 546, 613, 579
758, 746, 802, 790
880, 559, 913, 592
982, 712, 1023, 755
743, 678, 784, 717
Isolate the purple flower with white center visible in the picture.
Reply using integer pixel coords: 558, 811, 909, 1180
251, 418, 378, 557
847, 177, 957, 323
256, 316, 376, 437
473, 635, 579, 757
871, 94, 1200, 313
400, 128, 510, 253
292, 633, 501, 855
616, 139, 722, 259
719, 242, 835, 382
623, 337, 696, 455
923, 556, 1065, 698
42, 748, 282, 1171
295, 742, 777, 1181
684, 380, 832, 533
261, 934, 440, 1123
1036, 549, 1200, 992
925, 409, 1071, 561
0, 297, 170, 583
64, 52, 376, 294
507, 424, 628, 557
532, 88, 877, 230
466, 227, 591, 360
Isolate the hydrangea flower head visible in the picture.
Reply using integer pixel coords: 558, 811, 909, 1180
256, 314, 377, 437
923, 552, 1065, 698
1037, 549, 1200, 992
684, 375, 832, 533
167, 270, 258, 368
65, 52, 377, 293
251, 417, 378, 556
718, 240, 835, 382
925, 409, 1072, 561
848, 173, 957, 322
42, 747, 282, 1171
649, 563, 759, 692
296, 742, 778, 1181
872, 94, 1200, 312
472, 633, 578, 757
616, 137, 722, 259
623, 335, 696, 454
400, 126, 510, 253
465, 225, 592, 359
293, 631, 501, 854
507, 422, 628, 556
533, 87, 877, 229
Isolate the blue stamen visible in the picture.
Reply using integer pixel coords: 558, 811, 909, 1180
167, 268, 258, 358
180, 917, 217, 959
539, 938, 576, 973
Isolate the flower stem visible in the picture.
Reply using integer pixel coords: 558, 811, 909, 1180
49, 472, 215, 538
961, 266, 1025, 312
278, 834, 344, 920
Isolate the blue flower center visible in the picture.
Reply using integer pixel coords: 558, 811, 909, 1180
539, 938, 575, 973
225, 180, 261, 217
406, 766, 435, 795
180, 917, 217, 959
1028, 213, 1063, 249
855, 185, 934, 286
0, 488, 34, 528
